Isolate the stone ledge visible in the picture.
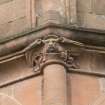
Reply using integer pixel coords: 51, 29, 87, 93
0, 68, 105, 89
0, 24, 105, 59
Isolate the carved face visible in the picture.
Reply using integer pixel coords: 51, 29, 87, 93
44, 38, 59, 53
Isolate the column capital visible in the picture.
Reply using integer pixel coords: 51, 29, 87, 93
25, 35, 84, 73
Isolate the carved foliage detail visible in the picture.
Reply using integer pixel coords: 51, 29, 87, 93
25, 35, 82, 72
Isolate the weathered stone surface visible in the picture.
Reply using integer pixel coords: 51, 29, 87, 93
0, 0, 32, 40
36, 0, 66, 25
0, 0, 105, 43
14, 76, 42, 105
92, 0, 105, 15
77, 0, 92, 13
0, 0, 25, 25
0, 0, 105, 105
77, 0, 105, 29
0, 72, 102, 105
68, 73, 101, 105
0, 17, 30, 39
0, 57, 34, 85
0, 76, 42, 105
0, 0, 12, 5
43, 64, 67, 105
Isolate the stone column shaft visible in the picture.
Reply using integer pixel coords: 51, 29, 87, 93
43, 64, 67, 105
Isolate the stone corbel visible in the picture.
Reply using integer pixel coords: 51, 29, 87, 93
25, 35, 84, 73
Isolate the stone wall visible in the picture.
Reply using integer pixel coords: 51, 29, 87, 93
0, 0, 35, 40
0, 73, 104, 105
77, 0, 105, 29
0, 52, 105, 105
0, 0, 105, 105
0, 0, 105, 42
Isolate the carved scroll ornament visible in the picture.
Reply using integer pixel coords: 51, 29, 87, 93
25, 35, 84, 72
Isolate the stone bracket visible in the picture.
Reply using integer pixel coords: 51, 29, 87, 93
25, 35, 83, 73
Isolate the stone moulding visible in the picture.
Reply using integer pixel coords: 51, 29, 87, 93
0, 25, 105, 58
0, 25, 105, 62
1, 68, 105, 89
0, 30, 105, 64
